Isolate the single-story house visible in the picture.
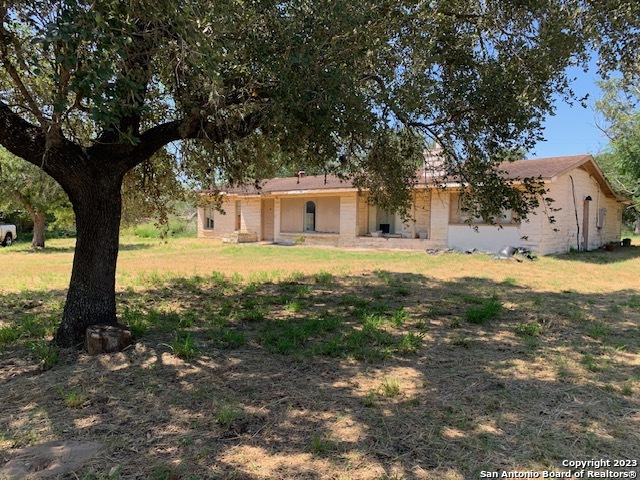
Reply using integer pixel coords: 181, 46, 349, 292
197, 154, 627, 255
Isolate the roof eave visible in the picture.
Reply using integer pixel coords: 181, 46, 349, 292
577, 156, 631, 201
271, 188, 359, 195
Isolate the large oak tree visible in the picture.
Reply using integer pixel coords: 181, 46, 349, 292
596, 80, 640, 233
0, 0, 619, 347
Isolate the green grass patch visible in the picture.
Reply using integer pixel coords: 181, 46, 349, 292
313, 270, 334, 286
263, 316, 344, 354
209, 328, 246, 349
127, 217, 196, 239
150, 463, 181, 480
122, 307, 150, 338
147, 309, 189, 332
310, 433, 336, 455
29, 340, 58, 370
399, 332, 423, 353
340, 328, 395, 360
3, 238, 640, 479
341, 295, 371, 311
466, 296, 502, 324
0, 325, 21, 346
361, 312, 385, 330
260, 313, 408, 360
626, 295, 640, 310
170, 331, 200, 360
582, 354, 599, 372
586, 323, 611, 340
20, 315, 53, 338
284, 300, 304, 313
57, 386, 88, 409
380, 378, 401, 397
514, 321, 542, 337
361, 391, 376, 407
394, 285, 411, 297
215, 403, 240, 427
262, 323, 306, 354
239, 307, 266, 322
448, 318, 462, 329
391, 307, 408, 327
279, 282, 311, 296
450, 334, 473, 348
521, 335, 540, 349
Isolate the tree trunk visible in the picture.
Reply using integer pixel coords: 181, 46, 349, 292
635, 211, 640, 235
14, 191, 47, 248
32, 209, 46, 248
55, 177, 124, 348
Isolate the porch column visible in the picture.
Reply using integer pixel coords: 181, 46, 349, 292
339, 193, 358, 242
274, 196, 281, 243
412, 191, 416, 239
429, 189, 450, 246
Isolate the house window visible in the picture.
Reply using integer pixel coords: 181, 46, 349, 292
376, 208, 395, 234
204, 205, 214, 230
368, 204, 396, 234
449, 193, 514, 225
235, 201, 242, 230
461, 209, 512, 224
304, 201, 316, 232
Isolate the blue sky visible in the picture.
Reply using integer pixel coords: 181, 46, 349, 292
530, 61, 610, 159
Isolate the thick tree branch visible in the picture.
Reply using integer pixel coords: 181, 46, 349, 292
0, 101, 92, 200
0, 101, 46, 165
96, 22, 162, 145
124, 110, 264, 172
433, 7, 485, 21
407, 112, 476, 130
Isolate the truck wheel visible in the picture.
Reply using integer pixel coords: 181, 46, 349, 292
2, 233, 12, 247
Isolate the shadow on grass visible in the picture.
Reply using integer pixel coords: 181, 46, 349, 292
26, 243, 151, 254
551, 245, 640, 264
1, 272, 639, 479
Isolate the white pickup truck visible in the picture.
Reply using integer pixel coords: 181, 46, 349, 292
0, 223, 16, 246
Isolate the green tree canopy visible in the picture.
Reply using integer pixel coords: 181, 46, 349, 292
0, 0, 628, 347
595, 79, 640, 232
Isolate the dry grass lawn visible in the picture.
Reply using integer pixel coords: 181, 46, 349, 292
1, 236, 639, 480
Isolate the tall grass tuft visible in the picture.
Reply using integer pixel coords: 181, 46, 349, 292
313, 270, 334, 286
0, 325, 21, 346
466, 296, 502, 324
29, 340, 58, 370
170, 331, 200, 360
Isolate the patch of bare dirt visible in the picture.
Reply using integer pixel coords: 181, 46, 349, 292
0, 440, 102, 479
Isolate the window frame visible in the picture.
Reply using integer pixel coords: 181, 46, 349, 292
203, 205, 215, 230
449, 192, 515, 226
304, 201, 316, 232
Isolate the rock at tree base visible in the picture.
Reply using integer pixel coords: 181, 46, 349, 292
85, 324, 132, 355
0, 440, 103, 479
